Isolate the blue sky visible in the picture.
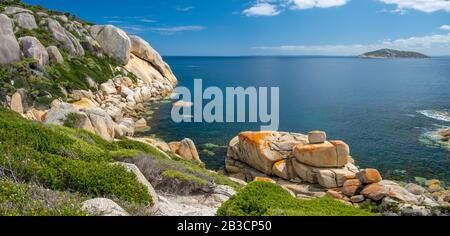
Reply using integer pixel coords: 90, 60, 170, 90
23, 0, 450, 56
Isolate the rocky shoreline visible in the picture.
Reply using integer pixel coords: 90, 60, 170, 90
1, 5, 176, 141
0, 2, 448, 216
225, 131, 449, 216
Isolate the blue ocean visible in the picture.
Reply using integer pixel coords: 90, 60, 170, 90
140, 56, 450, 183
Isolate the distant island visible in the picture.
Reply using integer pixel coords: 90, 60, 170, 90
359, 48, 430, 59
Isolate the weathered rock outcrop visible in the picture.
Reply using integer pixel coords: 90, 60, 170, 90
125, 54, 165, 85
226, 130, 356, 187
48, 18, 84, 56
226, 130, 446, 215
82, 198, 129, 216
46, 46, 64, 64
129, 35, 177, 85
169, 138, 202, 163
228, 131, 308, 175
19, 36, 49, 66
0, 14, 21, 65
89, 25, 130, 65
13, 12, 37, 30
3, 6, 32, 15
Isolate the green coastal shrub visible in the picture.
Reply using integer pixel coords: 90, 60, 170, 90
0, 179, 87, 216
47, 53, 118, 90
115, 151, 241, 195
0, 108, 152, 205
217, 181, 376, 216
15, 28, 58, 48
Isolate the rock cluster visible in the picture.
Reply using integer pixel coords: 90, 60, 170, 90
1, 5, 177, 140
227, 131, 358, 189
226, 130, 448, 215
40, 72, 173, 141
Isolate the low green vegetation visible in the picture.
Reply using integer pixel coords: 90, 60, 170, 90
0, 108, 242, 214
114, 143, 241, 195
47, 53, 119, 91
0, 179, 87, 216
0, 108, 151, 205
15, 28, 59, 48
162, 169, 209, 186
217, 181, 376, 216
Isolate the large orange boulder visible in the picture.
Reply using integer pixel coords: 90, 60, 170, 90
357, 169, 382, 184
228, 131, 307, 175
294, 140, 349, 168
361, 183, 389, 201
342, 179, 362, 196
272, 159, 295, 180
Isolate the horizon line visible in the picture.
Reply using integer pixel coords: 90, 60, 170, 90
161, 55, 450, 57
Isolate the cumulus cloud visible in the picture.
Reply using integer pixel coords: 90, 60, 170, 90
441, 25, 450, 30
252, 33, 450, 55
378, 0, 450, 13
243, 3, 281, 16
242, 0, 348, 16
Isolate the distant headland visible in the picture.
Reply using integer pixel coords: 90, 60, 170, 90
359, 48, 430, 59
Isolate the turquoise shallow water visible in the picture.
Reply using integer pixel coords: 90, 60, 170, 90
140, 56, 450, 183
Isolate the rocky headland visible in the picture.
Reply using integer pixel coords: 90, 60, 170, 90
225, 131, 450, 216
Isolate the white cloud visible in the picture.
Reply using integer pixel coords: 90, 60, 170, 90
243, 3, 281, 16
176, 6, 195, 12
242, 0, 348, 16
290, 0, 349, 10
441, 25, 450, 30
118, 25, 205, 35
149, 25, 206, 35
378, 0, 450, 13
252, 33, 450, 55
140, 19, 157, 23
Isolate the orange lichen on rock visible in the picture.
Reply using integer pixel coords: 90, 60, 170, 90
357, 169, 382, 184
254, 177, 276, 184
239, 131, 274, 145
294, 141, 343, 168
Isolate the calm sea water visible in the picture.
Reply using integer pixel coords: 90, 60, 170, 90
141, 56, 450, 183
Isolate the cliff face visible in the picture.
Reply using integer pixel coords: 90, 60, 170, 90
0, 1, 176, 140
